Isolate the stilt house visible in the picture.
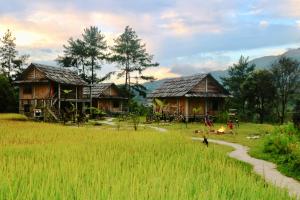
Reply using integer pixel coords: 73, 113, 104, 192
15, 63, 91, 120
83, 83, 127, 113
148, 73, 230, 121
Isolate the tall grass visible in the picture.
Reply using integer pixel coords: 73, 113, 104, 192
0, 115, 292, 199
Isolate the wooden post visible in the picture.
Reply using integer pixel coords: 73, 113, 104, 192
90, 85, 92, 110
185, 98, 189, 122
75, 86, 78, 119
58, 83, 61, 115
177, 98, 179, 114
120, 100, 123, 112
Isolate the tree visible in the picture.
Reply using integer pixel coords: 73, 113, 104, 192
242, 70, 276, 123
110, 26, 159, 96
57, 26, 107, 84
221, 56, 255, 118
271, 57, 300, 124
82, 26, 107, 84
0, 29, 17, 79
0, 74, 18, 112
57, 38, 87, 79
0, 29, 29, 81
293, 100, 300, 129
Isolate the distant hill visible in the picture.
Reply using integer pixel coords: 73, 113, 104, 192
137, 47, 300, 104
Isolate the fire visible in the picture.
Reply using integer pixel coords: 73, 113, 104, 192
217, 126, 225, 133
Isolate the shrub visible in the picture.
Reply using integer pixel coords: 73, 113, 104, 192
293, 100, 300, 130
263, 133, 294, 154
263, 123, 300, 180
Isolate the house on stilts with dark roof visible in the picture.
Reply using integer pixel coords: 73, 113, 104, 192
147, 73, 231, 121
83, 83, 128, 114
15, 63, 91, 120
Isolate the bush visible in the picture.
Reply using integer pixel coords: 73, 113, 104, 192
263, 123, 300, 180
293, 100, 300, 130
263, 133, 294, 154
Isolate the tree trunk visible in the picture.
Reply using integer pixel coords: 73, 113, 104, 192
281, 97, 286, 124
91, 57, 94, 84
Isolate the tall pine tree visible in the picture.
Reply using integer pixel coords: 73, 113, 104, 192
110, 26, 159, 96
221, 56, 255, 119
0, 29, 29, 81
57, 26, 107, 84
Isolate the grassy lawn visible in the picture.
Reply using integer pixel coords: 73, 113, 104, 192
0, 114, 293, 199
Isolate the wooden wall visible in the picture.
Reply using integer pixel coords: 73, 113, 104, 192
102, 85, 120, 97
96, 99, 124, 113
19, 84, 50, 99
153, 97, 224, 116
24, 67, 45, 80
190, 76, 223, 93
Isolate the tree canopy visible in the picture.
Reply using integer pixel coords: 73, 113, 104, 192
221, 56, 255, 118
57, 26, 107, 84
110, 26, 159, 96
271, 56, 300, 124
0, 29, 29, 81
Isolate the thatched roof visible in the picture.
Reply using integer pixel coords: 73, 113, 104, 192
148, 73, 230, 98
83, 83, 113, 98
19, 63, 87, 85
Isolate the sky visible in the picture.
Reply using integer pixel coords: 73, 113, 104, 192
1, 0, 300, 82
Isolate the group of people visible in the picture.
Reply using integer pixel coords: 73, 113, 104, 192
204, 114, 239, 131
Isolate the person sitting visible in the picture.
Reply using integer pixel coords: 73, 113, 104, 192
227, 120, 234, 133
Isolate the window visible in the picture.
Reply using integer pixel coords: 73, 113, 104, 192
24, 104, 30, 113
212, 100, 218, 111
23, 85, 32, 94
113, 101, 120, 108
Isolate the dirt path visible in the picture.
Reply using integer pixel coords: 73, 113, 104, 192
147, 125, 167, 133
192, 137, 300, 199
100, 118, 116, 126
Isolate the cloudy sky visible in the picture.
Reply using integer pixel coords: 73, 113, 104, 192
1, 0, 300, 81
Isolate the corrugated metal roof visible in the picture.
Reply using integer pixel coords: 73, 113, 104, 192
32, 63, 87, 86
148, 74, 207, 98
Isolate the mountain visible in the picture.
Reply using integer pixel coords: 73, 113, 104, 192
137, 47, 300, 104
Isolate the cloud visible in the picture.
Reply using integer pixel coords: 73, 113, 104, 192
256, 0, 300, 18
297, 20, 300, 29
1, 0, 300, 83
259, 20, 269, 28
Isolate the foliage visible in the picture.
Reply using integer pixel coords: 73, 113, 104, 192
0, 117, 291, 199
293, 100, 300, 129
57, 26, 108, 84
0, 29, 29, 81
215, 111, 228, 123
0, 74, 18, 113
110, 26, 159, 96
221, 56, 255, 120
154, 98, 169, 113
263, 123, 300, 179
89, 107, 106, 119
0, 113, 27, 121
129, 112, 140, 131
271, 57, 300, 124
242, 70, 276, 123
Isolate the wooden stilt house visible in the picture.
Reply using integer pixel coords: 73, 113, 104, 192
147, 73, 230, 121
83, 83, 127, 114
15, 63, 91, 120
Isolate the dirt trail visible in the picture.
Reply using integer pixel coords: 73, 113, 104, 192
192, 137, 300, 199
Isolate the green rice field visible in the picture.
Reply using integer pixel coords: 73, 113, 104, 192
0, 114, 292, 199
